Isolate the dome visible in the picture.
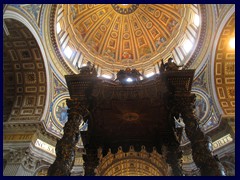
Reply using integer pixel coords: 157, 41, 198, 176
53, 4, 201, 77
3, 4, 235, 176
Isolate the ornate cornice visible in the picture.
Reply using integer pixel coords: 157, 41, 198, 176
3, 122, 59, 142
49, 5, 74, 75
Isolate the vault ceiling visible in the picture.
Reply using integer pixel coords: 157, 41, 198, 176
214, 13, 235, 116
3, 19, 47, 122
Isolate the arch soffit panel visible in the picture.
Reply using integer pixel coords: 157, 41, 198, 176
210, 6, 235, 116
3, 8, 51, 123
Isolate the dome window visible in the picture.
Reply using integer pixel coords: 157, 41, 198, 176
194, 14, 200, 27
183, 39, 193, 54
64, 46, 73, 59
56, 22, 61, 34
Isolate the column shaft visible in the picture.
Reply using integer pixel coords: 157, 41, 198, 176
47, 99, 89, 176
173, 94, 226, 176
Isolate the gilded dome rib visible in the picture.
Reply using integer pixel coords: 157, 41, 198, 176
54, 4, 201, 72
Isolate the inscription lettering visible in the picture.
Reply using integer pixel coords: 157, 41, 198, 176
35, 139, 56, 155
212, 134, 233, 150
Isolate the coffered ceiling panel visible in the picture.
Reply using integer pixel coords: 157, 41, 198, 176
60, 4, 187, 69
3, 18, 47, 122
214, 13, 235, 116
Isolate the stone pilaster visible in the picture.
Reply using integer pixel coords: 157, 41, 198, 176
4, 148, 41, 176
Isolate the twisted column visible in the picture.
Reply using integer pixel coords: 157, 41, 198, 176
47, 99, 89, 176
173, 94, 226, 176
82, 146, 99, 176
162, 92, 183, 176
163, 138, 183, 176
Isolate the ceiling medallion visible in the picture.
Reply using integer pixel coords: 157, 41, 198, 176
112, 4, 139, 14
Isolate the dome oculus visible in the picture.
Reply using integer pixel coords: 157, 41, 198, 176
112, 4, 139, 14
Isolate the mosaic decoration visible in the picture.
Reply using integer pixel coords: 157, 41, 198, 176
201, 111, 219, 132
194, 93, 208, 123
55, 99, 68, 126
192, 70, 208, 92
21, 4, 42, 24
52, 74, 68, 98
46, 117, 62, 136
191, 88, 213, 126
51, 96, 69, 127
51, 95, 88, 131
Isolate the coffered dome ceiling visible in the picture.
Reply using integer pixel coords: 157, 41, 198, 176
54, 4, 201, 74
